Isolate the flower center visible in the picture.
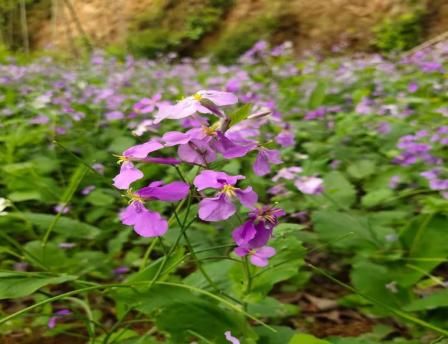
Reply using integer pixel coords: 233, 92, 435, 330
222, 184, 236, 197
202, 126, 216, 136
193, 93, 202, 101
126, 190, 144, 203
115, 155, 129, 164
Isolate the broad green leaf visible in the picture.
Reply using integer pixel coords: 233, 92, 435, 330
85, 189, 115, 206
289, 333, 331, 344
405, 289, 448, 311
234, 233, 305, 300
156, 301, 244, 344
9, 213, 100, 239
351, 260, 411, 315
323, 171, 356, 207
0, 272, 76, 300
347, 160, 376, 180
255, 325, 295, 344
248, 297, 298, 318
361, 189, 394, 208
398, 215, 448, 286
312, 210, 375, 250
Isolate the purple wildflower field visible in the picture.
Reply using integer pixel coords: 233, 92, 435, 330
0, 40, 448, 343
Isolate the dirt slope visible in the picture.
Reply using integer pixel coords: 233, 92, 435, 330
32, 0, 448, 54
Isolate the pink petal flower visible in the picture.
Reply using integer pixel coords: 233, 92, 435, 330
137, 181, 189, 201
123, 140, 164, 159
113, 162, 143, 190
120, 202, 168, 237
193, 170, 244, 191
234, 187, 258, 208
198, 194, 236, 221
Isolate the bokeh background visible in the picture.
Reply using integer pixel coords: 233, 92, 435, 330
1, 0, 448, 60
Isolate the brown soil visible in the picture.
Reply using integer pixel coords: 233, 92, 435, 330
31, 0, 448, 55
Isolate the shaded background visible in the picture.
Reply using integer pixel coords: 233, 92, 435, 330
1, 0, 448, 61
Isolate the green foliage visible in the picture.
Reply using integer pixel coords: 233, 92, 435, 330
2, 36, 448, 343
212, 15, 278, 63
374, 11, 424, 53
128, 0, 233, 58
0, 272, 76, 299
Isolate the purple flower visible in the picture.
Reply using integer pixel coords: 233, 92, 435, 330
133, 93, 161, 114
408, 82, 419, 93
234, 246, 276, 267
92, 163, 105, 175
232, 206, 284, 248
113, 140, 164, 189
225, 331, 240, 344
389, 176, 401, 189
29, 115, 49, 125
377, 122, 391, 135
275, 130, 295, 147
120, 181, 189, 237
48, 309, 71, 329
294, 176, 324, 194
113, 162, 144, 190
194, 170, 257, 221
154, 90, 238, 123
272, 166, 302, 182
113, 266, 130, 275
164, 128, 255, 163
210, 131, 255, 159
54, 203, 70, 214
253, 148, 282, 176
81, 185, 95, 195
105, 111, 124, 121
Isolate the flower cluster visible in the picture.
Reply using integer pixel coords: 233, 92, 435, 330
270, 167, 324, 196
113, 90, 286, 266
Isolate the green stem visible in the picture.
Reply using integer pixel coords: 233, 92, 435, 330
174, 210, 219, 291
66, 297, 95, 340
243, 256, 252, 311
140, 239, 157, 271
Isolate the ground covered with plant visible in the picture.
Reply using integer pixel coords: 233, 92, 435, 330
0, 42, 448, 343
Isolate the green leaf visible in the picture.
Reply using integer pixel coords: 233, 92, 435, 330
405, 289, 448, 311
7, 191, 42, 202
361, 189, 394, 208
229, 103, 252, 127
85, 189, 115, 206
308, 80, 327, 109
0, 272, 76, 300
9, 213, 100, 239
312, 210, 374, 250
323, 171, 356, 207
289, 333, 331, 344
156, 300, 244, 343
248, 297, 298, 318
347, 160, 376, 179
241, 233, 305, 299
351, 260, 411, 315
255, 325, 295, 344
398, 215, 448, 286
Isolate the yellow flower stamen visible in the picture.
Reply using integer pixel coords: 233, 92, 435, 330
193, 93, 202, 101
114, 154, 129, 164
222, 184, 237, 197
202, 126, 217, 136
126, 189, 144, 203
